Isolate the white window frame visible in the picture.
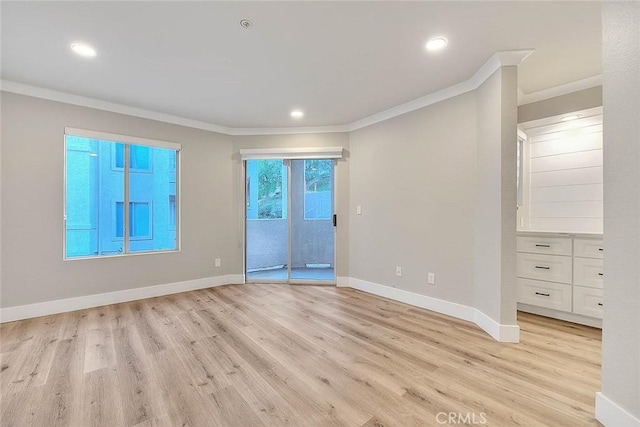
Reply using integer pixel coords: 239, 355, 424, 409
64, 128, 181, 260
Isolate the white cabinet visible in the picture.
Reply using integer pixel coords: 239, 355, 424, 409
517, 234, 604, 324
573, 286, 604, 318
572, 238, 604, 319
517, 278, 572, 312
516, 236, 573, 256
516, 253, 572, 284
574, 238, 604, 259
573, 257, 604, 289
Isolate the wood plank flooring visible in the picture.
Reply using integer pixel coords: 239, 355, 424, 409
0, 284, 602, 426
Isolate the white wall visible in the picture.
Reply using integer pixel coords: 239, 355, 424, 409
598, 1, 640, 424
0, 92, 240, 308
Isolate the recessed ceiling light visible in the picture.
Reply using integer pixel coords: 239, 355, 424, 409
561, 114, 583, 122
70, 42, 97, 58
291, 110, 304, 119
426, 37, 448, 51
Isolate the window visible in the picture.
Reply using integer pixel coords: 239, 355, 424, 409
304, 159, 332, 219
65, 128, 180, 258
245, 159, 288, 220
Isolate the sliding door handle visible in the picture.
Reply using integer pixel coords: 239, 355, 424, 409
333, 214, 337, 227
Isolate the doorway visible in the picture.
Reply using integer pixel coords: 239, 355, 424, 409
245, 158, 335, 284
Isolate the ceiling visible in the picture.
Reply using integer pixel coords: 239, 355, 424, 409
1, 1, 602, 129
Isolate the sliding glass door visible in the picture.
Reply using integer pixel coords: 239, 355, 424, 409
289, 159, 335, 281
245, 160, 289, 282
245, 159, 335, 283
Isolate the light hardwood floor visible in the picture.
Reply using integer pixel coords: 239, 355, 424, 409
1, 284, 602, 426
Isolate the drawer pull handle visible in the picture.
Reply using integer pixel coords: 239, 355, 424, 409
535, 292, 550, 297
598, 303, 603, 307
598, 273, 603, 276
598, 248, 604, 252
534, 266, 550, 270
535, 244, 551, 248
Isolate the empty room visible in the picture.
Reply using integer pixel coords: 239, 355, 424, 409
1, 2, 638, 426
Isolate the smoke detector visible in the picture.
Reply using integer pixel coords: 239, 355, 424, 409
239, 19, 253, 29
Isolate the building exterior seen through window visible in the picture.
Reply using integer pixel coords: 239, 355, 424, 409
65, 134, 178, 258
304, 159, 332, 220
246, 160, 288, 220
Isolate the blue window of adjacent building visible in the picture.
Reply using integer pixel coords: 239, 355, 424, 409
64, 129, 180, 259
114, 143, 151, 171
115, 202, 151, 239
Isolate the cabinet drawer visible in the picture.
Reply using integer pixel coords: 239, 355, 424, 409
574, 239, 604, 259
517, 278, 572, 312
516, 253, 572, 284
574, 257, 604, 289
573, 286, 603, 319
517, 236, 572, 256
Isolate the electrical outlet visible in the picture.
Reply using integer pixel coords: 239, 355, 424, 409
396, 266, 402, 277
215, 258, 221, 267
428, 272, 435, 285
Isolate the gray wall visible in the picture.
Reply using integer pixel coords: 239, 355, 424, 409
232, 133, 350, 277
1, 92, 240, 307
473, 67, 518, 325
518, 86, 602, 123
601, 0, 640, 421
349, 92, 478, 306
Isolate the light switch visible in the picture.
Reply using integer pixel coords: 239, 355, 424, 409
356, 205, 362, 215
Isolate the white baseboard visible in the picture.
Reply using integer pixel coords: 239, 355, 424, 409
596, 392, 640, 427
473, 309, 520, 343
518, 302, 602, 328
339, 277, 519, 343
0, 274, 244, 323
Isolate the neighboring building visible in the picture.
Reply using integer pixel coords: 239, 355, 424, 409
65, 135, 176, 258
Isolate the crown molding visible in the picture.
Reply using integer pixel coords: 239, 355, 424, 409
348, 49, 534, 132
1, 49, 534, 136
518, 74, 603, 106
230, 125, 349, 136
0, 79, 234, 135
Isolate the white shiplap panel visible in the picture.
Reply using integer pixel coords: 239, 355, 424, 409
530, 150, 603, 173
530, 167, 603, 188
530, 123, 602, 143
530, 201, 603, 218
530, 133, 602, 158
529, 218, 603, 234
526, 115, 603, 138
530, 184, 603, 203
